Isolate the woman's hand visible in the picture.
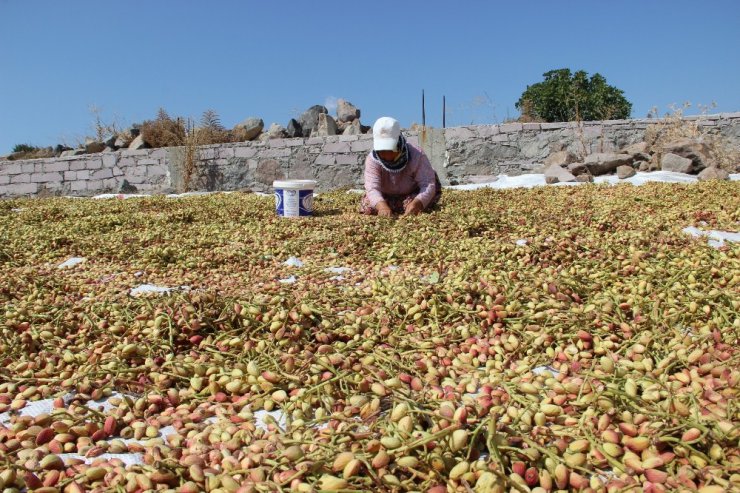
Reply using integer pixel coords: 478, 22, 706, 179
376, 201, 393, 217
404, 199, 423, 216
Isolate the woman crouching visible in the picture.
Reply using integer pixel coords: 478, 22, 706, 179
360, 117, 441, 217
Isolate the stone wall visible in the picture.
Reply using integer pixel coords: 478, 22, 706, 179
438, 113, 740, 184
1, 113, 739, 198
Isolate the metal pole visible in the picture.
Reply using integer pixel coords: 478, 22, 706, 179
422, 90, 426, 127
443, 95, 446, 128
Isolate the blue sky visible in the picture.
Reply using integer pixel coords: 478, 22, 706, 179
1, 0, 739, 154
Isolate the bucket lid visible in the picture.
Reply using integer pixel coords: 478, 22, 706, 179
273, 180, 317, 189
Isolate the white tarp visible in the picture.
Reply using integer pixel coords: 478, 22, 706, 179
57, 172, 738, 199
58, 257, 86, 269
129, 284, 190, 296
682, 226, 740, 248
446, 171, 739, 191
0, 394, 230, 467
283, 257, 304, 267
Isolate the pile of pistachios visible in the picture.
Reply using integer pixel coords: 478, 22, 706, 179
0, 180, 738, 493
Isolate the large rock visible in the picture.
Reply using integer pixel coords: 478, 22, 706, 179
114, 134, 132, 148
342, 119, 362, 136
266, 123, 287, 139
128, 135, 147, 150
567, 162, 589, 176
233, 117, 264, 141
697, 167, 730, 181
661, 153, 693, 174
61, 148, 86, 157
544, 150, 578, 167
544, 164, 576, 184
336, 120, 349, 133
617, 165, 636, 179
584, 153, 633, 176
313, 113, 338, 137
286, 119, 302, 138
336, 99, 360, 123
662, 138, 713, 172
298, 105, 328, 138
622, 141, 648, 155
647, 155, 662, 171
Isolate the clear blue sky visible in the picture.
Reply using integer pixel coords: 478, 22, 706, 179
1, 0, 739, 154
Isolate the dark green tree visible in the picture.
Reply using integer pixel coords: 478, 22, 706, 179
516, 69, 632, 122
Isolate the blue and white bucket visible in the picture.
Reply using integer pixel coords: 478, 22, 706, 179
273, 180, 317, 217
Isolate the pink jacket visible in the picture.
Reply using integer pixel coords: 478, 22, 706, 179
363, 143, 438, 208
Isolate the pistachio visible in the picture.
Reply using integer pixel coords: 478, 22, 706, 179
1, 182, 737, 492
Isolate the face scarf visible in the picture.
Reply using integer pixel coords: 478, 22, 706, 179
372, 134, 410, 173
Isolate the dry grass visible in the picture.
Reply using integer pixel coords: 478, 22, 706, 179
89, 104, 124, 143
194, 127, 234, 145
7, 146, 56, 161
645, 102, 740, 171
181, 119, 201, 192
56, 105, 127, 149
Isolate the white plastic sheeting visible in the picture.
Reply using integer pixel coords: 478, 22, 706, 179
283, 257, 304, 267
129, 284, 190, 296
446, 170, 739, 191
682, 226, 740, 248
58, 257, 86, 269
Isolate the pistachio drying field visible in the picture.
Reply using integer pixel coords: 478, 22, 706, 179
0, 181, 738, 493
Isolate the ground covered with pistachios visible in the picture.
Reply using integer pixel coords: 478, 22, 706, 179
0, 181, 739, 493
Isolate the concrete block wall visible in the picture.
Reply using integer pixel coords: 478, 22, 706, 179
177, 134, 420, 194
0, 148, 170, 197
1, 114, 738, 198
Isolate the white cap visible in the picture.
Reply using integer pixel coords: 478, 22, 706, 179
372, 117, 401, 151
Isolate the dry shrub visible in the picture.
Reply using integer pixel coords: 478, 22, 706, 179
140, 108, 187, 148
181, 119, 200, 192
8, 146, 56, 161
645, 102, 740, 171
195, 109, 234, 145
195, 127, 234, 145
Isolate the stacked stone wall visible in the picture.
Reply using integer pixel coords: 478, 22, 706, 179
1, 114, 738, 198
